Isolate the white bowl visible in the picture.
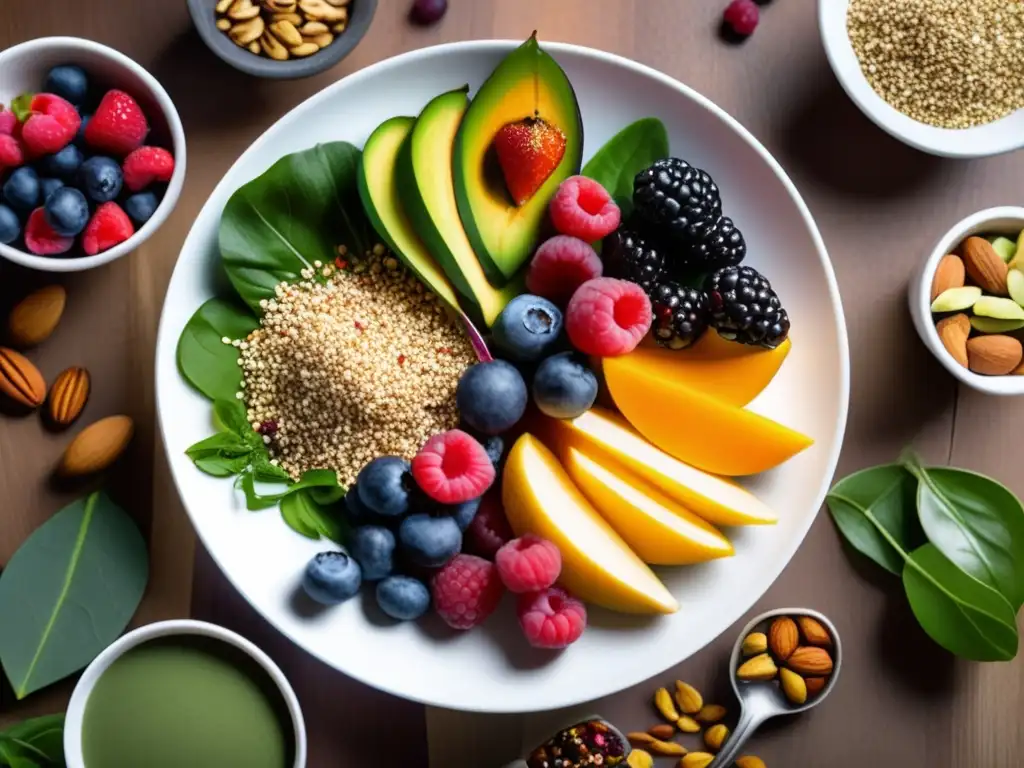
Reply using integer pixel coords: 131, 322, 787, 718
155, 40, 850, 713
819, 0, 1024, 158
909, 206, 1024, 396
64, 620, 306, 767
0, 37, 186, 272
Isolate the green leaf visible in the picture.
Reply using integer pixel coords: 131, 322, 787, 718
252, 457, 291, 483
219, 142, 372, 312
195, 455, 252, 477
903, 454, 1024, 609
0, 739, 40, 768
310, 485, 346, 505
213, 398, 251, 437
176, 297, 259, 402
903, 543, 1019, 661
0, 492, 148, 699
826, 464, 924, 575
281, 489, 346, 543
185, 432, 251, 460
10, 93, 33, 123
0, 715, 64, 766
238, 469, 341, 512
582, 118, 669, 216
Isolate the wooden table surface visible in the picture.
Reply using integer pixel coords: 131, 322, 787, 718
2, 1, 1024, 766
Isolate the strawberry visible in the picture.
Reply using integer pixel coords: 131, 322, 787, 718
82, 202, 134, 256
84, 90, 149, 157
493, 117, 566, 207
21, 94, 80, 157
122, 146, 175, 192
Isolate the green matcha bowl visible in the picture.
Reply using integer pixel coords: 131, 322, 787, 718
64, 620, 306, 768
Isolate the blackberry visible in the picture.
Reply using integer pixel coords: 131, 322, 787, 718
633, 158, 722, 240
681, 216, 747, 272
650, 282, 710, 350
602, 226, 667, 292
705, 266, 790, 349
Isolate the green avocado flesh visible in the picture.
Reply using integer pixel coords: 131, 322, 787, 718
398, 87, 519, 327
357, 116, 462, 312
453, 34, 584, 287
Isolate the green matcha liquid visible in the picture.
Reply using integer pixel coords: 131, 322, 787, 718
82, 636, 293, 768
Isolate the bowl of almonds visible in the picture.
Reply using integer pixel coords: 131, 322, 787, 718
911, 206, 1024, 396
187, 0, 376, 79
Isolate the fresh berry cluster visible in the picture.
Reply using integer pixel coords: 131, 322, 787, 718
0, 65, 174, 258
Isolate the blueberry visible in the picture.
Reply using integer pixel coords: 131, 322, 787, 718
75, 115, 91, 147
448, 496, 482, 531
456, 360, 528, 436
78, 156, 122, 203
344, 484, 378, 526
375, 575, 431, 621
2, 167, 40, 213
44, 187, 89, 237
482, 436, 504, 469
124, 191, 160, 225
492, 295, 564, 362
40, 178, 64, 203
356, 456, 411, 517
0, 204, 20, 244
302, 550, 362, 605
40, 145, 84, 180
532, 352, 599, 420
398, 514, 462, 567
45, 65, 89, 106
348, 525, 395, 581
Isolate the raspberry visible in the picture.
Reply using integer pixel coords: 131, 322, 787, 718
30, 94, 80, 133
0, 110, 17, 136
85, 90, 149, 157
723, 0, 759, 36
122, 146, 175, 192
549, 176, 621, 241
526, 235, 604, 307
24, 208, 74, 255
412, 429, 496, 504
495, 535, 562, 593
0, 135, 24, 169
81, 202, 135, 256
431, 554, 504, 630
465, 490, 513, 559
565, 277, 653, 356
517, 586, 587, 649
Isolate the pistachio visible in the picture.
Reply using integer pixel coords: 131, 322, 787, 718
736, 652, 778, 681
676, 715, 701, 733
229, 15, 266, 45
654, 687, 680, 723
779, 667, 808, 705
680, 754, 715, 768
626, 750, 653, 768
227, 0, 261, 19
970, 316, 1024, 334
270, 19, 303, 46
260, 31, 290, 60
1008, 268, 1024, 307
990, 236, 1018, 263
673, 681, 702, 715
741, 631, 767, 656
703, 724, 729, 751
695, 704, 726, 723
930, 285, 982, 313
974, 296, 1024, 320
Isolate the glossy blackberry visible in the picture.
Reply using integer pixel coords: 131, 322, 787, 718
633, 158, 722, 240
650, 282, 710, 350
602, 226, 667, 292
705, 266, 790, 349
681, 216, 747, 272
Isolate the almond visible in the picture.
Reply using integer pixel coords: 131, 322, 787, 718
963, 236, 1009, 295
647, 739, 686, 757
805, 676, 827, 697
797, 616, 833, 647
741, 631, 767, 656
966, 334, 1023, 376
673, 681, 702, 715
936, 313, 970, 369
786, 646, 833, 676
736, 653, 778, 681
695, 704, 726, 723
736, 756, 767, 768
931, 253, 966, 300
47, 366, 90, 428
647, 724, 675, 740
7, 285, 66, 348
58, 415, 134, 477
704, 724, 728, 752
676, 715, 701, 733
0, 347, 46, 408
628, 732, 657, 747
768, 616, 799, 661
680, 753, 714, 768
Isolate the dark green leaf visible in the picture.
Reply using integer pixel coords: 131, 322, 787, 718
176, 298, 259, 402
310, 485, 346, 505
0, 492, 148, 699
582, 118, 669, 216
279, 493, 321, 539
238, 469, 341, 512
10, 94, 33, 124
903, 543, 1019, 661
0, 737, 54, 766
219, 142, 371, 312
903, 454, 1024, 609
195, 455, 251, 477
185, 432, 251, 460
252, 457, 291, 483
282, 489, 346, 543
1, 715, 64, 766
0, 739, 40, 768
826, 464, 924, 575
213, 398, 251, 437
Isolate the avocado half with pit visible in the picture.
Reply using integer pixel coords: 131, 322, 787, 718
453, 34, 584, 287
396, 87, 520, 327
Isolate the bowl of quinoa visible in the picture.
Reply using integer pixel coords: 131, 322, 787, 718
820, 0, 1024, 158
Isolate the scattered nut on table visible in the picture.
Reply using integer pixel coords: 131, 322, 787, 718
215, 0, 350, 61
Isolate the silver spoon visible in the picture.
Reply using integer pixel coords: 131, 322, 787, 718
711, 607, 842, 766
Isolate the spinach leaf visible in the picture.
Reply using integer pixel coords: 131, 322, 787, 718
177, 298, 259, 402
213, 398, 254, 438
0, 740, 39, 768
582, 118, 669, 216
1, 713, 66, 764
220, 142, 371, 312
238, 469, 341, 511
252, 456, 291, 483
195, 455, 252, 478
185, 432, 252, 460
280, 490, 346, 543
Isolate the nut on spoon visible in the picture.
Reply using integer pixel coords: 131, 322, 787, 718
711, 607, 842, 766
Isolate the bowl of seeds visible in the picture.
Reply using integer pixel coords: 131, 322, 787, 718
187, 0, 377, 79
820, 0, 1024, 158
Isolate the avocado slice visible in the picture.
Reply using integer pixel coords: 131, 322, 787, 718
453, 34, 584, 287
357, 116, 462, 313
397, 87, 520, 327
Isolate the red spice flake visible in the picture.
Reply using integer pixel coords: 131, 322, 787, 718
436, 346, 451, 355
397, 354, 406, 366
354, 320, 365, 332
335, 257, 349, 270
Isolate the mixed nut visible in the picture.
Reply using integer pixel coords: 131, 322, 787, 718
930, 231, 1024, 377
736, 614, 835, 707
215, 0, 351, 61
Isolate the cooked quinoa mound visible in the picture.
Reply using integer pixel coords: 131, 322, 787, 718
236, 250, 476, 486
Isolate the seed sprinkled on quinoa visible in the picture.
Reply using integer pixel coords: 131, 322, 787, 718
238, 251, 476, 485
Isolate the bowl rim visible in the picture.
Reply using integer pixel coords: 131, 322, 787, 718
0, 36, 187, 273
911, 206, 1024, 396
818, 0, 1024, 159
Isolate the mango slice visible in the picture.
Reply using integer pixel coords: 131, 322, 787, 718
502, 434, 678, 615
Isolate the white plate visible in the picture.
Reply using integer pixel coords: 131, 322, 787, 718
155, 40, 850, 713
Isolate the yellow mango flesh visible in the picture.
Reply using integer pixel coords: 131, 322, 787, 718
561, 447, 734, 565
603, 355, 813, 476
541, 409, 777, 527
502, 434, 678, 615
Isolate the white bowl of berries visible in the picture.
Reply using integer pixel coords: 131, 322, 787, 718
0, 37, 185, 272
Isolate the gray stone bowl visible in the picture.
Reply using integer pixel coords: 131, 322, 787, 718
186, 0, 377, 80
